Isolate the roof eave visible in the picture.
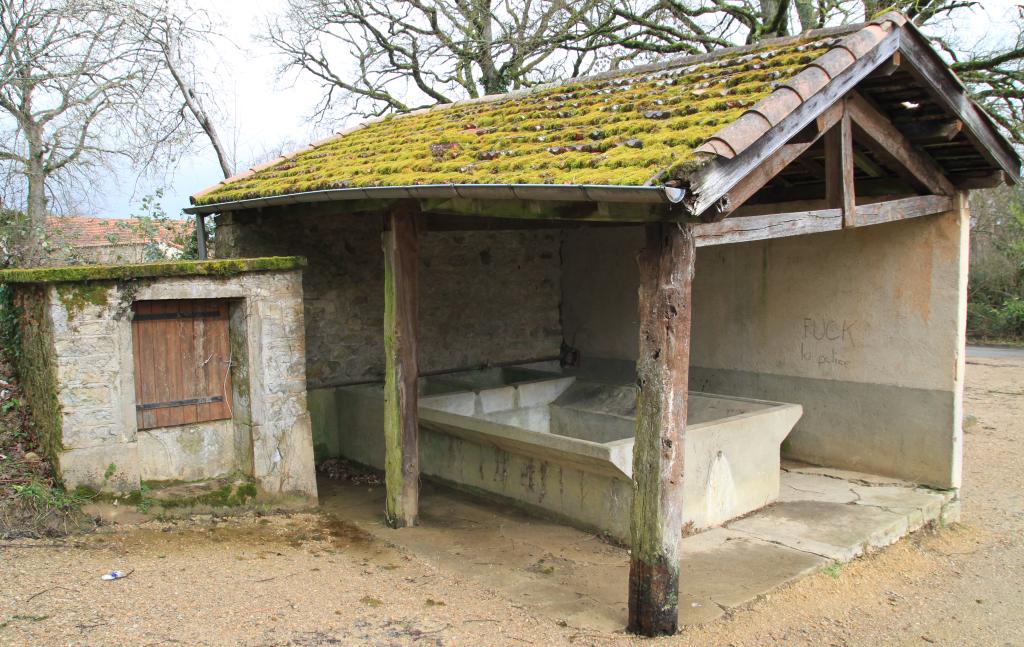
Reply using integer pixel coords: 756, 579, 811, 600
183, 184, 686, 215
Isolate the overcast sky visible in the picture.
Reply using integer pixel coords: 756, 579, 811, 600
95, 0, 1024, 221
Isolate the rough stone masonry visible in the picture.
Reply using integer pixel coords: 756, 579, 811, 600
5, 259, 317, 502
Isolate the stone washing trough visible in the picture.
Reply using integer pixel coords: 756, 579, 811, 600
334, 366, 802, 540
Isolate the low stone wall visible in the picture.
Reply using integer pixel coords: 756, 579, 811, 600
2, 258, 318, 502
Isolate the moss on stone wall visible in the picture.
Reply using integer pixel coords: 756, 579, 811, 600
0, 256, 306, 284
11, 286, 63, 463
56, 282, 110, 319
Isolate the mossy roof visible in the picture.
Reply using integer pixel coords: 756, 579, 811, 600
193, 34, 844, 206
0, 257, 306, 284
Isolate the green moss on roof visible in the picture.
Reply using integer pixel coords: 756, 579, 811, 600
195, 37, 837, 205
0, 256, 306, 284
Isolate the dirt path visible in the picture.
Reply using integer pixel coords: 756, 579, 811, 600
1, 356, 1022, 646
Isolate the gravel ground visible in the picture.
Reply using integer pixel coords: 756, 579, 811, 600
1, 354, 1022, 646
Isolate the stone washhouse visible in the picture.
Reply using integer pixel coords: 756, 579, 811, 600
1, 12, 1016, 636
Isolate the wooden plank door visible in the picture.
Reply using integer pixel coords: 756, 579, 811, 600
131, 299, 233, 430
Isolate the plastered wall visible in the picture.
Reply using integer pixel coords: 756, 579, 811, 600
562, 203, 968, 489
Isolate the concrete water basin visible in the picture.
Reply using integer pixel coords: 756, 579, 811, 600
334, 365, 802, 541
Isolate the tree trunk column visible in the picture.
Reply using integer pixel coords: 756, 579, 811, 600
628, 222, 695, 636
382, 200, 420, 528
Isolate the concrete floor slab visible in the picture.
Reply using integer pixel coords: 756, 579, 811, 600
318, 464, 956, 631
677, 528, 827, 609
727, 500, 910, 561
778, 470, 860, 504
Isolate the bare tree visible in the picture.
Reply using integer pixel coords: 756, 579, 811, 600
125, 1, 234, 179
266, 0, 621, 119
0, 0, 168, 264
610, 1, 1024, 142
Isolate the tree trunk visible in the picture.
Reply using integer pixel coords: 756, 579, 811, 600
164, 38, 233, 179
23, 122, 47, 266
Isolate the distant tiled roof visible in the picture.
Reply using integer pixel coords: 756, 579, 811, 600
46, 216, 190, 249
192, 13, 907, 207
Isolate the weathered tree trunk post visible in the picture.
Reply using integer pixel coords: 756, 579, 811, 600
627, 222, 695, 637
382, 200, 420, 528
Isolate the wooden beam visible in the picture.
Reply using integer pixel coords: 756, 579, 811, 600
694, 208, 842, 246
825, 103, 857, 227
685, 28, 900, 217
853, 151, 886, 178
900, 118, 963, 144
382, 200, 421, 529
628, 222, 694, 637
898, 31, 1021, 181
951, 171, 1008, 189
417, 197, 684, 223
869, 51, 902, 77
846, 92, 956, 197
853, 194, 953, 227
702, 103, 844, 221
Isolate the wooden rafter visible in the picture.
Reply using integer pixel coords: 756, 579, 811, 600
685, 29, 901, 218
702, 102, 845, 221
900, 118, 963, 144
846, 92, 955, 196
898, 29, 1021, 181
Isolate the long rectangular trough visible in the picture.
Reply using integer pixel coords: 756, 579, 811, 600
333, 365, 802, 541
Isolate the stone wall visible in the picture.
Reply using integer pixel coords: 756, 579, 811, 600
562, 205, 969, 489
11, 267, 317, 500
215, 210, 562, 388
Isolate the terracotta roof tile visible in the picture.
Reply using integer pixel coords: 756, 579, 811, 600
46, 216, 190, 249
193, 15, 907, 206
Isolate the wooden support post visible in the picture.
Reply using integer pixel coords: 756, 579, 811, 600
628, 222, 695, 637
382, 200, 420, 529
196, 214, 208, 260
825, 101, 857, 227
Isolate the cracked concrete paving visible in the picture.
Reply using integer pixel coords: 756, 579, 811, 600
318, 462, 957, 630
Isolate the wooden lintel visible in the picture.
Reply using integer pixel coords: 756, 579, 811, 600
417, 197, 678, 223
825, 102, 857, 227
382, 200, 420, 529
853, 194, 953, 227
702, 102, 844, 221
694, 208, 842, 246
628, 222, 694, 637
846, 92, 956, 197
694, 194, 952, 246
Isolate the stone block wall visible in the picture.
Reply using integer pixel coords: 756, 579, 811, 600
215, 210, 562, 388
8, 264, 317, 500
